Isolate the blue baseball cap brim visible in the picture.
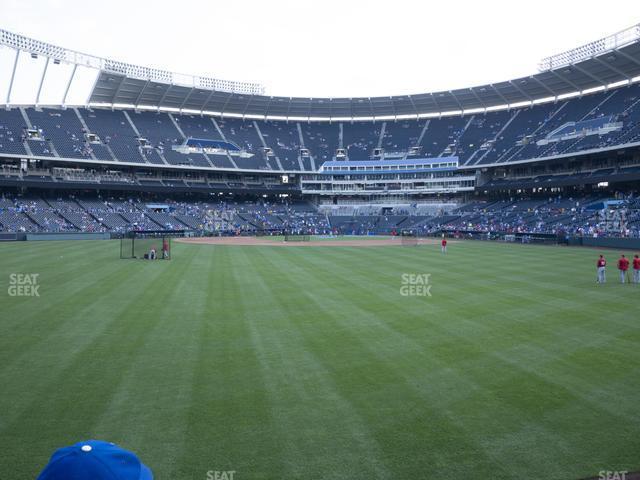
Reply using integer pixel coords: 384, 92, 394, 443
37, 440, 153, 480
140, 463, 153, 480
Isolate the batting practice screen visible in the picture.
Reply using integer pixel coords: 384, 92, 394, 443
400, 231, 419, 246
120, 234, 172, 260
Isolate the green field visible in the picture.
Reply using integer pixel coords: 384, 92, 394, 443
1, 239, 639, 480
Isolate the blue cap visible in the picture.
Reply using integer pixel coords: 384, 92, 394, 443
36, 440, 153, 480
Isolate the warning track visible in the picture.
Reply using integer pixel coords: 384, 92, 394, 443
176, 236, 449, 247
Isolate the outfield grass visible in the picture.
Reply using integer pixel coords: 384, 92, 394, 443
0, 239, 639, 480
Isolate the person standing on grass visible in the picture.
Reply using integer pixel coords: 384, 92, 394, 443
596, 254, 606, 284
633, 254, 640, 284
441, 236, 447, 254
162, 238, 170, 259
617, 254, 630, 284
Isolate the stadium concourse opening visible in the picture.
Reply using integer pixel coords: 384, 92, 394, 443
120, 230, 178, 260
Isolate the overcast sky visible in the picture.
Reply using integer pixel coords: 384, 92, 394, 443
1, 0, 639, 98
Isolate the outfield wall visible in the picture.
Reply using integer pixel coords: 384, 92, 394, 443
25, 232, 111, 241
0, 233, 24, 241
570, 236, 640, 250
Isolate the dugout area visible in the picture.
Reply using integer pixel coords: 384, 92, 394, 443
120, 231, 176, 260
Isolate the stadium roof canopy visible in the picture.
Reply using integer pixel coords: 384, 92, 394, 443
2, 24, 640, 120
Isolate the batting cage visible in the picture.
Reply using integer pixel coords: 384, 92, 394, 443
120, 230, 177, 260
400, 230, 419, 246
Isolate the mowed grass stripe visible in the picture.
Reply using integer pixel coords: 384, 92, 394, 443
0, 242, 148, 365
270, 246, 640, 478
1, 242, 197, 478
0, 242, 169, 428
174, 244, 284, 479
0, 240, 120, 326
90, 244, 208, 478
278, 246, 538, 478
253, 247, 516, 479
232, 247, 393, 480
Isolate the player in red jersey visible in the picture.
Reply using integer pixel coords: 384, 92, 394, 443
617, 254, 630, 284
441, 236, 447, 254
596, 255, 606, 284
633, 254, 640, 284
162, 238, 170, 259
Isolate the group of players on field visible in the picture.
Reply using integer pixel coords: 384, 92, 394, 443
596, 254, 640, 284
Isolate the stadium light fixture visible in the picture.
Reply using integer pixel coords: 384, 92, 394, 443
538, 23, 640, 71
